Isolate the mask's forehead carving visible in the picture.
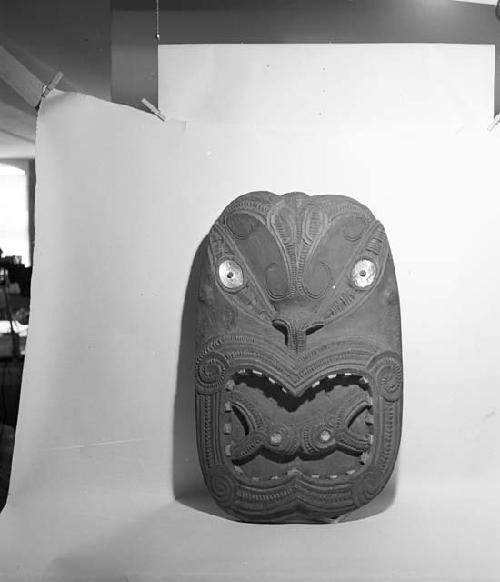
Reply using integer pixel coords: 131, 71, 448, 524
196, 191, 402, 523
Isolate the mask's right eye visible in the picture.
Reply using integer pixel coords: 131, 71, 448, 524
218, 260, 244, 290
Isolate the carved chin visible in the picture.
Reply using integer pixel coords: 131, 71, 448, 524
224, 370, 374, 482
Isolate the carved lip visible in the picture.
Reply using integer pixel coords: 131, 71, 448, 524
196, 334, 385, 398
228, 364, 373, 399
229, 366, 371, 401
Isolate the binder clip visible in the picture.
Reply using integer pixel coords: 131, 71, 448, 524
36, 71, 63, 110
141, 98, 166, 122
487, 113, 500, 132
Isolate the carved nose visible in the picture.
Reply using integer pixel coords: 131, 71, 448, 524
272, 318, 324, 353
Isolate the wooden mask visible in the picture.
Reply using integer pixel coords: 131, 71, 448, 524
195, 192, 402, 522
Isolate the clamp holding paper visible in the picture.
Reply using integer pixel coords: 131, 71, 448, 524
36, 71, 64, 109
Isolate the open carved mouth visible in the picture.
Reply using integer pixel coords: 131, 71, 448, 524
222, 369, 375, 482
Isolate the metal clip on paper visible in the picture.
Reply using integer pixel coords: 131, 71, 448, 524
37, 71, 63, 109
487, 113, 500, 132
141, 98, 166, 122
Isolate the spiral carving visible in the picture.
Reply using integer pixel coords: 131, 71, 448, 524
196, 353, 227, 394
352, 468, 383, 507
207, 466, 237, 507
376, 358, 403, 402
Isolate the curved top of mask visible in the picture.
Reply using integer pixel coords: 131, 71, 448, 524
208, 191, 389, 333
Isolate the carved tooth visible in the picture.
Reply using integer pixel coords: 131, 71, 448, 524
365, 412, 374, 425
328, 374, 336, 379
287, 468, 300, 476
271, 475, 280, 480
368, 396, 374, 406
234, 466, 244, 474
329, 474, 338, 480
346, 469, 356, 475
224, 444, 232, 457
269, 377, 276, 384
253, 370, 263, 376
360, 453, 369, 464
281, 387, 287, 394
345, 372, 352, 376
312, 380, 320, 388
224, 402, 232, 412
368, 434, 374, 445
311, 474, 320, 479
223, 423, 232, 435
225, 379, 235, 391
360, 376, 368, 385
252, 476, 260, 482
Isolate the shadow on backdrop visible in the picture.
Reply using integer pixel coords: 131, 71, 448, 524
173, 236, 399, 523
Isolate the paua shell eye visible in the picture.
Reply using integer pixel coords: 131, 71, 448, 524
352, 259, 376, 288
218, 260, 244, 289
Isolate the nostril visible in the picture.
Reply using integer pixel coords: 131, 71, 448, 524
305, 323, 324, 336
273, 319, 323, 351
272, 321, 289, 344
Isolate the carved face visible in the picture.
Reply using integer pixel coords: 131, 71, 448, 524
195, 192, 402, 522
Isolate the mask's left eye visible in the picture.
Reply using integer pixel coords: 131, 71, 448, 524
218, 260, 244, 289
352, 259, 376, 288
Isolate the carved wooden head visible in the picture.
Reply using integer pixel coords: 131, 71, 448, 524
195, 191, 402, 522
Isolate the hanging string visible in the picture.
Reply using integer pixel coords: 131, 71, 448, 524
155, 0, 160, 41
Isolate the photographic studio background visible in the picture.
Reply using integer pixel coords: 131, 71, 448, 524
0, 2, 499, 580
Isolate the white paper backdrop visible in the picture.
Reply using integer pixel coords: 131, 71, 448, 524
0, 44, 498, 581
159, 44, 493, 131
